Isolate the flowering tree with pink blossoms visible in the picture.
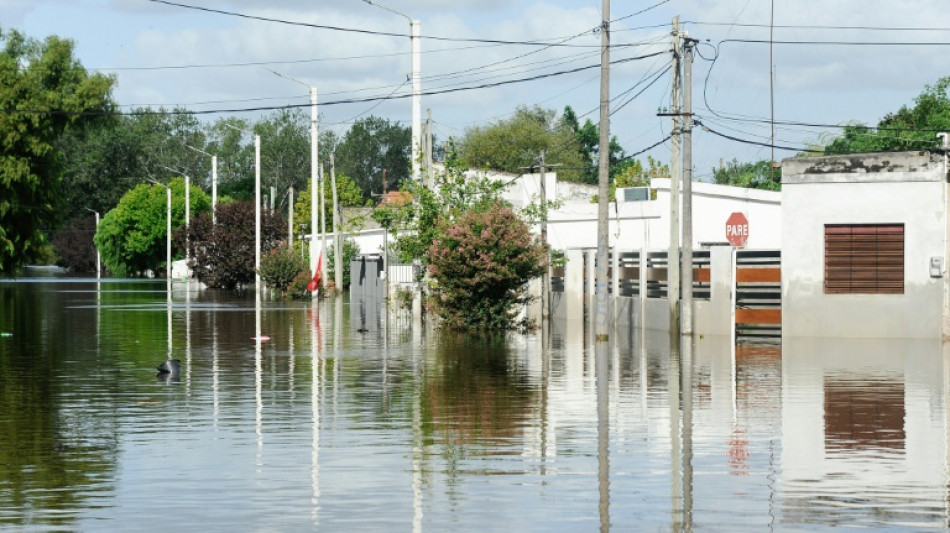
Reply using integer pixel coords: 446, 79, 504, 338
426, 202, 546, 330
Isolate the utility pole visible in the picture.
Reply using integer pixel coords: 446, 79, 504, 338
331, 154, 342, 293
382, 169, 389, 300
540, 150, 550, 322
593, 0, 612, 343
254, 134, 261, 289
681, 37, 695, 336
310, 87, 320, 276
319, 163, 328, 287
669, 17, 682, 338
211, 155, 218, 225
411, 19, 421, 182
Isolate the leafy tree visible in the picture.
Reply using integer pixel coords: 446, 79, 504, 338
560, 105, 626, 183
255, 109, 310, 213
179, 200, 284, 289
458, 105, 587, 183
334, 116, 410, 199
607, 156, 668, 201
426, 201, 547, 330
51, 215, 98, 272
94, 177, 210, 277
0, 29, 115, 275
326, 238, 361, 289
712, 159, 781, 191
292, 171, 366, 237
372, 141, 506, 266
824, 77, 950, 154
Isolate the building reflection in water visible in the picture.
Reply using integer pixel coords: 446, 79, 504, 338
781, 337, 950, 528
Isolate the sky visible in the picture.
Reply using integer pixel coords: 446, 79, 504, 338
2, 0, 949, 181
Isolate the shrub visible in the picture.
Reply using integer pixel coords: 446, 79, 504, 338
426, 202, 546, 330
177, 201, 285, 289
326, 238, 361, 289
288, 270, 313, 299
259, 245, 307, 295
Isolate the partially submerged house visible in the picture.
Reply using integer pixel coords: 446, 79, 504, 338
781, 150, 950, 339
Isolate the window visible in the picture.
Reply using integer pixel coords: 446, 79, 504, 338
824, 224, 904, 294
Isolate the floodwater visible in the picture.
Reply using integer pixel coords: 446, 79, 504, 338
1, 278, 949, 532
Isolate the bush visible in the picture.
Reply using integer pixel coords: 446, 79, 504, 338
426, 202, 546, 330
178, 201, 285, 289
326, 238, 361, 289
259, 245, 307, 295
288, 270, 313, 299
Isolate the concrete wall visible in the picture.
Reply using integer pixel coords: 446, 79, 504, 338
782, 151, 948, 338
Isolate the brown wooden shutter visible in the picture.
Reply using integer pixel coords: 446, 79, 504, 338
824, 224, 904, 294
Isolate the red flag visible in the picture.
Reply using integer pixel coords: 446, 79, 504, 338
306, 253, 323, 292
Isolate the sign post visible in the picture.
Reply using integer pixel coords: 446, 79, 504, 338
726, 212, 749, 248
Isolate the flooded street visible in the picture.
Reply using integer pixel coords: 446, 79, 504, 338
1, 278, 949, 531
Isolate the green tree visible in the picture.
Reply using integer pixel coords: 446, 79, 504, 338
255, 109, 310, 213
94, 177, 210, 277
560, 105, 626, 183
606, 156, 668, 201
712, 159, 780, 191
373, 141, 506, 266
259, 245, 307, 296
292, 171, 366, 237
459, 105, 587, 183
335, 115, 410, 199
824, 77, 950, 154
0, 29, 115, 275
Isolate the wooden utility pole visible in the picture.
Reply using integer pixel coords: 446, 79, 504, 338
331, 154, 342, 294
669, 17, 682, 338
682, 38, 695, 335
594, 0, 611, 342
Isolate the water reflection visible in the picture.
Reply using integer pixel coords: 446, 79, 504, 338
2, 279, 950, 531
781, 337, 949, 528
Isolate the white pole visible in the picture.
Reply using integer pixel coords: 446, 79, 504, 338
185, 174, 190, 275
166, 187, 172, 291
331, 154, 342, 293
288, 186, 294, 244
255, 134, 261, 288
310, 87, 319, 274
212, 155, 218, 225
319, 163, 328, 287
411, 20, 421, 182
94, 211, 100, 279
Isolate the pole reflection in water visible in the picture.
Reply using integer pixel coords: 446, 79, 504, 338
540, 318, 550, 477
669, 338, 682, 530
212, 302, 219, 431
595, 339, 610, 532
310, 300, 322, 525
412, 301, 423, 533
681, 335, 694, 532
255, 289, 263, 470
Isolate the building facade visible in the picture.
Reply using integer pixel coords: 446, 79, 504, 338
781, 151, 950, 339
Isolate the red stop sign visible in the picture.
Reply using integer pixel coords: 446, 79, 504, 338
726, 212, 749, 247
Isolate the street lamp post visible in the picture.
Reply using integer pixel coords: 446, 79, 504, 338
159, 164, 191, 276
363, 0, 421, 182
85, 208, 101, 279
267, 70, 320, 277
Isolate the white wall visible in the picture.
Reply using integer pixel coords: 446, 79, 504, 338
782, 152, 947, 338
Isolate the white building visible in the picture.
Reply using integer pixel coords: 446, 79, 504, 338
781, 151, 950, 339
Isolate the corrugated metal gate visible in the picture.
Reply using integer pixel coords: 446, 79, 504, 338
735, 250, 781, 340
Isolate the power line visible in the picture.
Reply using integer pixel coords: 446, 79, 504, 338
6, 51, 668, 117
696, 119, 823, 153
147, 0, 608, 47
685, 21, 950, 32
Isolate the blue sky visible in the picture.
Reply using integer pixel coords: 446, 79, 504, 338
3, 0, 949, 180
